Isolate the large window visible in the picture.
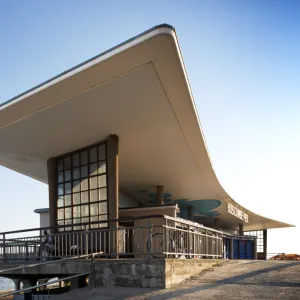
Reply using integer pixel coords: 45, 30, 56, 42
244, 230, 264, 253
56, 143, 108, 231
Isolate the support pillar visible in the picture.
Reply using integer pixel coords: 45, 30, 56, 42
230, 238, 234, 259
188, 206, 193, 221
214, 218, 220, 230
12, 279, 22, 291
156, 185, 164, 206
47, 158, 58, 234
253, 238, 258, 260
263, 229, 267, 260
239, 224, 243, 236
107, 135, 119, 257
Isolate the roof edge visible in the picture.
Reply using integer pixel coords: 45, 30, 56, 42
0, 24, 175, 110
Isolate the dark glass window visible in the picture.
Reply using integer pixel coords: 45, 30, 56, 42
56, 143, 108, 231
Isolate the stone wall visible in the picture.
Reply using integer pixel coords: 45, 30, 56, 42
0, 258, 224, 289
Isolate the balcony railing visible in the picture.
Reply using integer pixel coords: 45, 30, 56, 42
0, 215, 231, 261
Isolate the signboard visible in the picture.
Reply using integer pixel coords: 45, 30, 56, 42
228, 203, 249, 223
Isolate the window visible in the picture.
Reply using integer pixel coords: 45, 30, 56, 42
244, 230, 264, 253
56, 143, 108, 231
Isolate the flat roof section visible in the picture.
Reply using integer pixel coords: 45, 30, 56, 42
0, 24, 293, 231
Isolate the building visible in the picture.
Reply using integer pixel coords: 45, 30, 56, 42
0, 24, 293, 266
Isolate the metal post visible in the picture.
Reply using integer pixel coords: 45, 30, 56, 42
3, 234, 6, 261
205, 230, 208, 258
85, 226, 89, 256
164, 218, 169, 258
148, 218, 152, 258
157, 186, 164, 206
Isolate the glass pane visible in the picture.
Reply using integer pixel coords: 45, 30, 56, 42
73, 180, 80, 193
90, 203, 98, 216
58, 220, 64, 230
99, 215, 107, 228
65, 194, 72, 206
98, 145, 106, 161
81, 166, 88, 178
58, 184, 64, 196
73, 167, 80, 180
81, 151, 88, 165
65, 219, 72, 225
64, 156, 71, 169
91, 216, 99, 228
57, 209, 64, 220
73, 193, 80, 205
82, 217, 89, 225
90, 189, 98, 202
98, 161, 106, 174
65, 182, 72, 194
73, 218, 81, 230
89, 163, 98, 176
58, 159, 64, 171
81, 205, 89, 217
72, 153, 80, 167
65, 226, 72, 231
65, 207, 72, 219
89, 147, 97, 163
99, 188, 107, 201
81, 178, 88, 191
58, 171, 64, 183
64, 170, 71, 182
99, 202, 107, 214
73, 206, 81, 218
90, 177, 97, 190
57, 196, 64, 207
98, 175, 106, 188
81, 191, 89, 203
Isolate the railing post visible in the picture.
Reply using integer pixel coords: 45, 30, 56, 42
2, 234, 6, 261
148, 218, 152, 258
187, 225, 190, 259
85, 226, 89, 256
164, 218, 169, 258
89, 255, 96, 289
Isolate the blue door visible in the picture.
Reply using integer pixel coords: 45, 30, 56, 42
234, 240, 239, 259
239, 240, 246, 259
246, 240, 254, 259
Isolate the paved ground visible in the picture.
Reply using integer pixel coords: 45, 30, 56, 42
58, 261, 300, 299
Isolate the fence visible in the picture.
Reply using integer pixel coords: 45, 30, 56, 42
0, 215, 229, 261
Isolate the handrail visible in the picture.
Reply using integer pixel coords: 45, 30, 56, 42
0, 214, 233, 236
0, 272, 91, 298
0, 253, 100, 274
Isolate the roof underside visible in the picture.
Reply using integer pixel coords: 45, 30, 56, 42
0, 25, 293, 231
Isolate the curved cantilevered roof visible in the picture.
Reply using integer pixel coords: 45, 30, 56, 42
0, 24, 293, 231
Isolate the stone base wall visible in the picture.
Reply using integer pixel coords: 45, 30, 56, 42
94, 259, 223, 288
0, 259, 224, 290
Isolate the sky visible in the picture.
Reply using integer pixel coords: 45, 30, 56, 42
0, 0, 300, 254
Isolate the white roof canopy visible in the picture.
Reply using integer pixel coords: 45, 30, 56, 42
0, 25, 292, 231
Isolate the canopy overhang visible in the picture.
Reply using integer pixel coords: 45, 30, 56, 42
0, 24, 293, 231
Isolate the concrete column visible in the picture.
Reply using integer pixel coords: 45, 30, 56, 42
156, 185, 164, 206
188, 206, 193, 221
12, 279, 21, 291
70, 276, 86, 291
253, 238, 258, 260
107, 135, 119, 257
263, 229, 268, 260
47, 158, 58, 234
214, 218, 220, 230
239, 224, 243, 236
230, 238, 234, 259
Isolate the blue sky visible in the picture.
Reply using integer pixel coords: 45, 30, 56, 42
1, 0, 300, 253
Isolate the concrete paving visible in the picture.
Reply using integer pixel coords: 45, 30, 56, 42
57, 260, 300, 299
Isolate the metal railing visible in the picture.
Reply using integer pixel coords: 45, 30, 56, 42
0, 253, 97, 299
0, 215, 233, 261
